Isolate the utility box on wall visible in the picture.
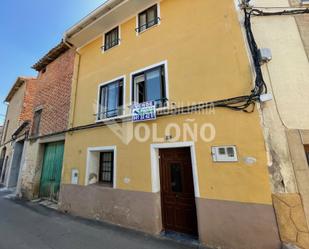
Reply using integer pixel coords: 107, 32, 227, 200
71, 169, 79, 184
211, 146, 238, 162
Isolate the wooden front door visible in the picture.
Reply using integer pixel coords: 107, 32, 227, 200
159, 147, 198, 236
39, 142, 64, 201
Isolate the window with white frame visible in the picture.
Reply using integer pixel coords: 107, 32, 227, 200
86, 146, 116, 187
136, 4, 159, 33
98, 79, 124, 120
132, 64, 167, 107
104, 27, 119, 51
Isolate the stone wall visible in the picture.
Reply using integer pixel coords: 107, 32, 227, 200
273, 193, 309, 249
19, 140, 44, 199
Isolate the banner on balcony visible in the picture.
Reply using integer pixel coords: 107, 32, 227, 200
132, 101, 156, 122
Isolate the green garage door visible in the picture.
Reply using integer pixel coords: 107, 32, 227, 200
39, 142, 64, 201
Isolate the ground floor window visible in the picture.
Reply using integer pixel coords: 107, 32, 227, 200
86, 146, 116, 187
99, 151, 114, 185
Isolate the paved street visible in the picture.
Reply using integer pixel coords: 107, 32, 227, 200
0, 190, 201, 249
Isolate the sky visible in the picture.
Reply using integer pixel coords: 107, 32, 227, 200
0, 0, 105, 125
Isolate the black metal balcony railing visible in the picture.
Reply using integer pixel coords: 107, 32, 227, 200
96, 107, 124, 120
95, 98, 168, 120
101, 38, 121, 51
131, 98, 168, 108
135, 17, 161, 33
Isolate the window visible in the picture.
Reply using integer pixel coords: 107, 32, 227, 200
31, 109, 42, 136
137, 4, 159, 33
98, 79, 124, 120
104, 27, 119, 51
132, 65, 167, 107
305, 145, 309, 166
99, 151, 114, 185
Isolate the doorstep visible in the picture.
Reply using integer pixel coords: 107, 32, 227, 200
31, 198, 58, 210
160, 230, 200, 247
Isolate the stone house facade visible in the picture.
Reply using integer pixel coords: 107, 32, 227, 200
0, 77, 37, 188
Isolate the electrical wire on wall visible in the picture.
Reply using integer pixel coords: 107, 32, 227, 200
241, 0, 309, 118
250, 8, 309, 16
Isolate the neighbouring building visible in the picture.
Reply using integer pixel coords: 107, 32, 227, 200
18, 42, 75, 200
59, 1, 280, 248
0, 77, 37, 189
0, 126, 3, 177
244, 0, 309, 248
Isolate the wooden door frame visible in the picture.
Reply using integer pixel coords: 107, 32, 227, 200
150, 142, 200, 197
150, 142, 200, 235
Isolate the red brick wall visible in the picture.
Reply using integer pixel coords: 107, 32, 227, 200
19, 78, 38, 123
32, 49, 75, 136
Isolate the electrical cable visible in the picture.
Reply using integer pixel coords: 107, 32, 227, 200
250, 8, 309, 16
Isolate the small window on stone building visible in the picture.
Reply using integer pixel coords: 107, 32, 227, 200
31, 109, 42, 136
305, 145, 309, 166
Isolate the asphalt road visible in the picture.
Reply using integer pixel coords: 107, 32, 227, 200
0, 190, 202, 249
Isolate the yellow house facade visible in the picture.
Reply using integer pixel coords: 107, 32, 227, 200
60, 1, 280, 248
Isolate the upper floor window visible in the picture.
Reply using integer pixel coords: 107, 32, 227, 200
132, 64, 167, 107
104, 27, 120, 51
137, 4, 159, 33
31, 109, 42, 136
98, 78, 124, 120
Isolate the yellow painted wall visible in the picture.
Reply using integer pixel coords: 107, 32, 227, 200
64, 110, 271, 204
70, 0, 253, 127
63, 0, 272, 205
